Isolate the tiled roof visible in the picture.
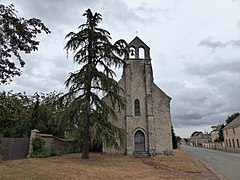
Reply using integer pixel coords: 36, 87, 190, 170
192, 132, 210, 139
223, 115, 240, 130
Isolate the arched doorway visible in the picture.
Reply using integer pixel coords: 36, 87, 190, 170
134, 130, 145, 152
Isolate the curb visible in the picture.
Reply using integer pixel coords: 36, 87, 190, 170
181, 148, 227, 180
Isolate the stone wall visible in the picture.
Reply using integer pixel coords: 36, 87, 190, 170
50, 137, 80, 155
28, 130, 80, 157
153, 84, 172, 155
202, 142, 226, 151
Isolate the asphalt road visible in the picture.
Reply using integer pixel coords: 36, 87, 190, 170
181, 145, 240, 180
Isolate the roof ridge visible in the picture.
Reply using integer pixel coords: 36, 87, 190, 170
223, 115, 240, 129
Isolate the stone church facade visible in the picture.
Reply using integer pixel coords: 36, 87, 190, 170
103, 36, 173, 156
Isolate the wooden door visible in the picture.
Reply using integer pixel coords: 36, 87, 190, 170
134, 131, 145, 152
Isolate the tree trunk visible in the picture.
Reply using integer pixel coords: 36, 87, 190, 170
81, 115, 90, 159
82, 40, 92, 159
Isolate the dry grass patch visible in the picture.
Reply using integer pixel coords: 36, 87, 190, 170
0, 150, 203, 180
154, 149, 201, 173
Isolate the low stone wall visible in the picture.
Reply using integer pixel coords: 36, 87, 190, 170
39, 134, 81, 155
29, 130, 81, 157
0, 130, 81, 160
49, 137, 80, 155
202, 142, 226, 151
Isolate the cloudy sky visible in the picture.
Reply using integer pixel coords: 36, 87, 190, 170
1, 0, 240, 138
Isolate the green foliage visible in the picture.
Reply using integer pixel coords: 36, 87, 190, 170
29, 92, 65, 137
63, 8, 127, 159
31, 137, 56, 158
171, 126, 178, 149
31, 149, 57, 158
176, 136, 181, 142
32, 137, 45, 152
215, 124, 225, 142
0, 91, 32, 137
0, 91, 65, 138
226, 112, 240, 125
92, 115, 126, 150
0, 4, 51, 84
190, 131, 202, 137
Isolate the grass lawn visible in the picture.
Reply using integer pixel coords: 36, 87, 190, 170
0, 149, 204, 180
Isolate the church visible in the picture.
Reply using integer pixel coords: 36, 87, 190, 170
103, 36, 173, 156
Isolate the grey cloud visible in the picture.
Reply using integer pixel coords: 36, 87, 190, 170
99, 0, 176, 32
183, 56, 240, 127
238, 19, 240, 28
198, 37, 227, 51
2, 53, 74, 94
231, 39, 240, 46
101, 1, 153, 28
155, 78, 186, 98
13, 0, 90, 26
174, 112, 227, 128
136, 2, 175, 21
186, 58, 240, 76
48, 57, 76, 85
172, 87, 225, 120
156, 78, 225, 128
204, 72, 240, 113
12, 0, 161, 35
5, 0, 174, 39
198, 37, 240, 52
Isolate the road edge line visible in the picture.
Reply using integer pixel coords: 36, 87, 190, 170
181, 147, 227, 180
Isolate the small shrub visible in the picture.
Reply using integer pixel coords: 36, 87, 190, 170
32, 137, 45, 153
31, 149, 57, 158
31, 137, 57, 158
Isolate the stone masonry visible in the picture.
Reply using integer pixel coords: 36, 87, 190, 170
103, 36, 172, 156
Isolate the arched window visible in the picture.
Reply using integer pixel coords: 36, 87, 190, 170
134, 99, 140, 116
129, 47, 136, 59
139, 47, 145, 59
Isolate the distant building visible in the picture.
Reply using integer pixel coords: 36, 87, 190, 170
103, 37, 173, 156
180, 138, 189, 145
223, 115, 240, 152
190, 132, 211, 147
210, 125, 221, 142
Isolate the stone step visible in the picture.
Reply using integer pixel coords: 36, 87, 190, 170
133, 151, 150, 157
